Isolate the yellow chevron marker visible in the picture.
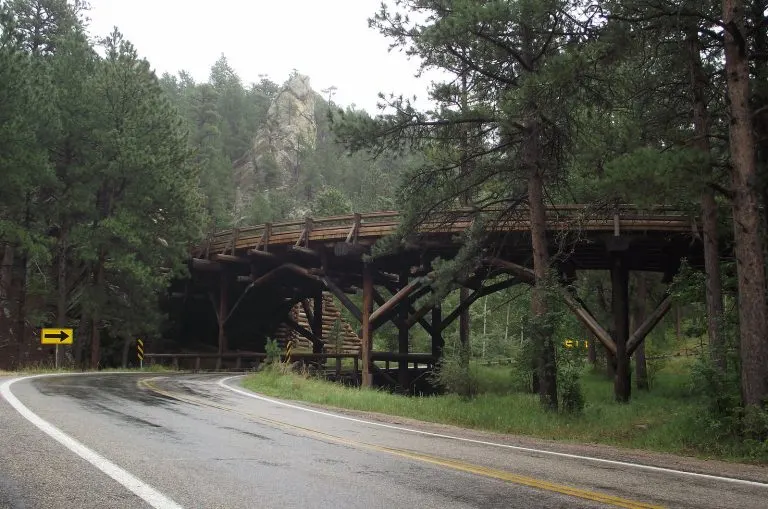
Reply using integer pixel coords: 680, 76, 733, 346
137, 339, 144, 368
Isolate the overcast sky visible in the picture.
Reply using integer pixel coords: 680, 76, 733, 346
85, 0, 439, 113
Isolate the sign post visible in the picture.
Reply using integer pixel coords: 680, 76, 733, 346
41, 328, 74, 369
137, 339, 144, 369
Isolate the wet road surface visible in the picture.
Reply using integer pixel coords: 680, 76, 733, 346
1, 373, 767, 508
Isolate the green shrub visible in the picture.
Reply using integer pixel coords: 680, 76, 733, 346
430, 345, 479, 399
557, 342, 585, 414
265, 338, 281, 364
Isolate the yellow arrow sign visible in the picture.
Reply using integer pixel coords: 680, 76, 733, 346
41, 328, 73, 345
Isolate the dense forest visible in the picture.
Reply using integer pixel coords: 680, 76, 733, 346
1, 0, 767, 444
0, 0, 412, 369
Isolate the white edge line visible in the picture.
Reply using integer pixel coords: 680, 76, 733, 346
0, 373, 184, 509
217, 375, 768, 489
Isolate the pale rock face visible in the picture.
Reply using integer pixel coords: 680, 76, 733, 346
233, 73, 317, 218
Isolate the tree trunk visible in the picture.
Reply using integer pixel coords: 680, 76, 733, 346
90, 253, 105, 370
687, 26, 725, 372
121, 337, 130, 368
633, 274, 649, 390
587, 334, 597, 367
723, 0, 768, 407
0, 244, 13, 349
605, 328, 616, 379
459, 286, 470, 364
528, 143, 557, 410
56, 230, 68, 368
16, 254, 28, 366
750, 1, 768, 232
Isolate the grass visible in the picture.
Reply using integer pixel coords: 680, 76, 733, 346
241, 358, 767, 464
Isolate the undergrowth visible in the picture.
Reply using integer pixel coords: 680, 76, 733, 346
241, 358, 768, 464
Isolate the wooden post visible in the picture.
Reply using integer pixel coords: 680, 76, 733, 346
431, 296, 444, 360
398, 270, 410, 390
361, 265, 374, 387
612, 254, 631, 402
312, 292, 323, 355
217, 270, 228, 371
195, 356, 201, 372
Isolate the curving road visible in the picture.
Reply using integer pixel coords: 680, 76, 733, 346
1, 373, 767, 509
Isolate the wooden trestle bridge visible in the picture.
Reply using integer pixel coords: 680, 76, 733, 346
167, 205, 703, 392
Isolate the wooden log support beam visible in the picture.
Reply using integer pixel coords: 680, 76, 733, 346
382, 282, 434, 332
485, 258, 535, 283
322, 276, 362, 323
405, 303, 434, 331
229, 227, 239, 255
437, 278, 519, 333
191, 258, 221, 272
560, 291, 616, 355
211, 254, 250, 264
369, 278, 424, 327
252, 263, 320, 288
440, 290, 482, 332
236, 275, 252, 284
301, 299, 314, 325
361, 265, 374, 387
370, 363, 398, 387
612, 253, 631, 403
217, 271, 229, 369
295, 217, 313, 248
346, 212, 362, 243
431, 298, 444, 360
398, 270, 409, 390
627, 294, 673, 355
312, 292, 323, 354
284, 317, 322, 349
224, 283, 254, 325
287, 246, 321, 259
486, 258, 619, 355
371, 288, 407, 331
254, 223, 272, 252
248, 249, 279, 262
370, 352, 436, 362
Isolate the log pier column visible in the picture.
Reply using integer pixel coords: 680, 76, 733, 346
611, 253, 631, 402
361, 265, 374, 387
216, 270, 229, 370
312, 291, 323, 355
398, 270, 410, 390
431, 294, 444, 361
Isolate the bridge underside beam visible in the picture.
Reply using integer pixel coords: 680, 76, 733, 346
484, 257, 672, 390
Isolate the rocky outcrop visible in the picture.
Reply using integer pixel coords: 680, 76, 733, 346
233, 73, 317, 215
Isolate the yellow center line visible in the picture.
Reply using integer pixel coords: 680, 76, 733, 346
136, 377, 664, 509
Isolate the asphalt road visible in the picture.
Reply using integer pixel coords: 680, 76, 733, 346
1, 373, 767, 509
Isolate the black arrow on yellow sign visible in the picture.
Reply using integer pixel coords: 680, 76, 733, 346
44, 330, 70, 342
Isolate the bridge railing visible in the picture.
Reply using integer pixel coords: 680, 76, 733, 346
197, 205, 695, 257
